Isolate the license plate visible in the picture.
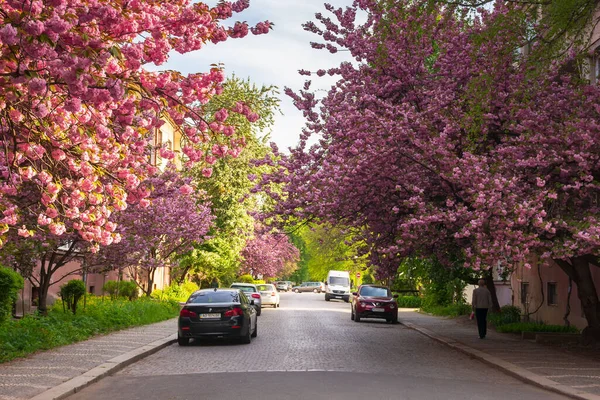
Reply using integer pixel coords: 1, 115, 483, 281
199, 313, 221, 319
372, 308, 385, 312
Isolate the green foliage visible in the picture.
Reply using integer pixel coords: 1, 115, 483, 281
293, 223, 366, 282
253, 279, 266, 284
102, 280, 139, 300
489, 305, 522, 327
151, 281, 199, 302
0, 297, 178, 363
496, 322, 580, 334
0, 267, 24, 323
397, 257, 474, 308
421, 303, 472, 317
394, 295, 422, 308
236, 274, 255, 284
59, 280, 86, 314
176, 77, 282, 286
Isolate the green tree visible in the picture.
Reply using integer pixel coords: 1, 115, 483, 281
59, 280, 86, 314
175, 77, 281, 285
294, 223, 367, 282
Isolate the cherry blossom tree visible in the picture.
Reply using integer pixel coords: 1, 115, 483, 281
263, 0, 600, 336
240, 227, 299, 279
86, 167, 214, 296
0, 0, 270, 248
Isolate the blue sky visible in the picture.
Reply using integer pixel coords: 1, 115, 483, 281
164, 0, 356, 151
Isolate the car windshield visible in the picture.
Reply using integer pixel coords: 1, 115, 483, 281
360, 286, 390, 297
232, 285, 256, 293
188, 291, 239, 303
330, 277, 349, 286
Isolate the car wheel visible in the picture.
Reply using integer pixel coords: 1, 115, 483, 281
354, 313, 361, 323
344, 297, 349, 303
256, 307, 262, 316
241, 326, 252, 344
177, 334, 190, 346
391, 316, 398, 324
325, 294, 330, 301
313, 289, 318, 293
251, 322, 258, 338
294, 288, 299, 293
276, 303, 280, 308
351, 309, 355, 321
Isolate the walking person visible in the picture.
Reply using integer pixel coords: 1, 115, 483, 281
471, 279, 493, 339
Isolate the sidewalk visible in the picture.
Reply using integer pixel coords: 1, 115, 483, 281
399, 309, 600, 400
0, 318, 177, 400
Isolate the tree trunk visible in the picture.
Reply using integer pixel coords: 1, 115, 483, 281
555, 256, 600, 343
177, 265, 191, 285
484, 274, 501, 313
145, 268, 156, 297
38, 275, 51, 316
37, 260, 52, 316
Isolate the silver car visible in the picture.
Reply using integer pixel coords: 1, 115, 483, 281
230, 283, 262, 316
275, 281, 290, 292
257, 284, 280, 308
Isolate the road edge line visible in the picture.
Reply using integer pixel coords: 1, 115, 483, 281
29, 334, 177, 400
401, 321, 600, 400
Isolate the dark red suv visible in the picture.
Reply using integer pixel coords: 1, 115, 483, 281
351, 284, 398, 324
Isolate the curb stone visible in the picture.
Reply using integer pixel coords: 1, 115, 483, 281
401, 321, 600, 400
28, 334, 177, 400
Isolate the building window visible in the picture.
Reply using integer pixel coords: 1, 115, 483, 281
547, 282, 558, 306
89, 286, 95, 294
149, 129, 162, 166
588, 52, 600, 84
521, 282, 529, 305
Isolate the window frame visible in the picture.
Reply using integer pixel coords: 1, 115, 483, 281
547, 282, 558, 306
520, 282, 529, 305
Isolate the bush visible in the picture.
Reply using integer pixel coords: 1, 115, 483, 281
59, 280, 86, 314
0, 267, 24, 323
118, 281, 139, 300
236, 274, 255, 284
102, 280, 139, 300
151, 281, 199, 302
253, 279, 265, 284
496, 322, 579, 334
489, 305, 522, 327
395, 295, 422, 308
0, 297, 179, 363
421, 303, 471, 317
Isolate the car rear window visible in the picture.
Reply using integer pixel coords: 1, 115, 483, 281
231, 285, 256, 293
188, 291, 239, 303
257, 284, 275, 291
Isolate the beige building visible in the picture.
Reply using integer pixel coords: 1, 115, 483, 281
510, 256, 600, 330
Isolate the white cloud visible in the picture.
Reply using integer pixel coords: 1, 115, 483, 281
158, 0, 356, 151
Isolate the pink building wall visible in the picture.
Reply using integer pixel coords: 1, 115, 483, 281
16, 259, 171, 316
510, 255, 600, 330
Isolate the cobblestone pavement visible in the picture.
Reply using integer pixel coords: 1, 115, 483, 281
399, 311, 600, 396
69, 292, 565, 400
0, 319, 176, 400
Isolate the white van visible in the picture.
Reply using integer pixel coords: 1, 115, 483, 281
325, 270, 351, 302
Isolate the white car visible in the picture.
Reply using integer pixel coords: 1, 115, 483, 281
256, 284, 280, 308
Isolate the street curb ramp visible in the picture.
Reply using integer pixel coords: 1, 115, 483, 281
401, 321, 600, 400
29, 334, 177, 400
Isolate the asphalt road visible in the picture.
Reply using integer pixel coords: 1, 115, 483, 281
69, 292, 568, 400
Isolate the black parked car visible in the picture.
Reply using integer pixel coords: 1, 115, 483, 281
178, 288, 257, 346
